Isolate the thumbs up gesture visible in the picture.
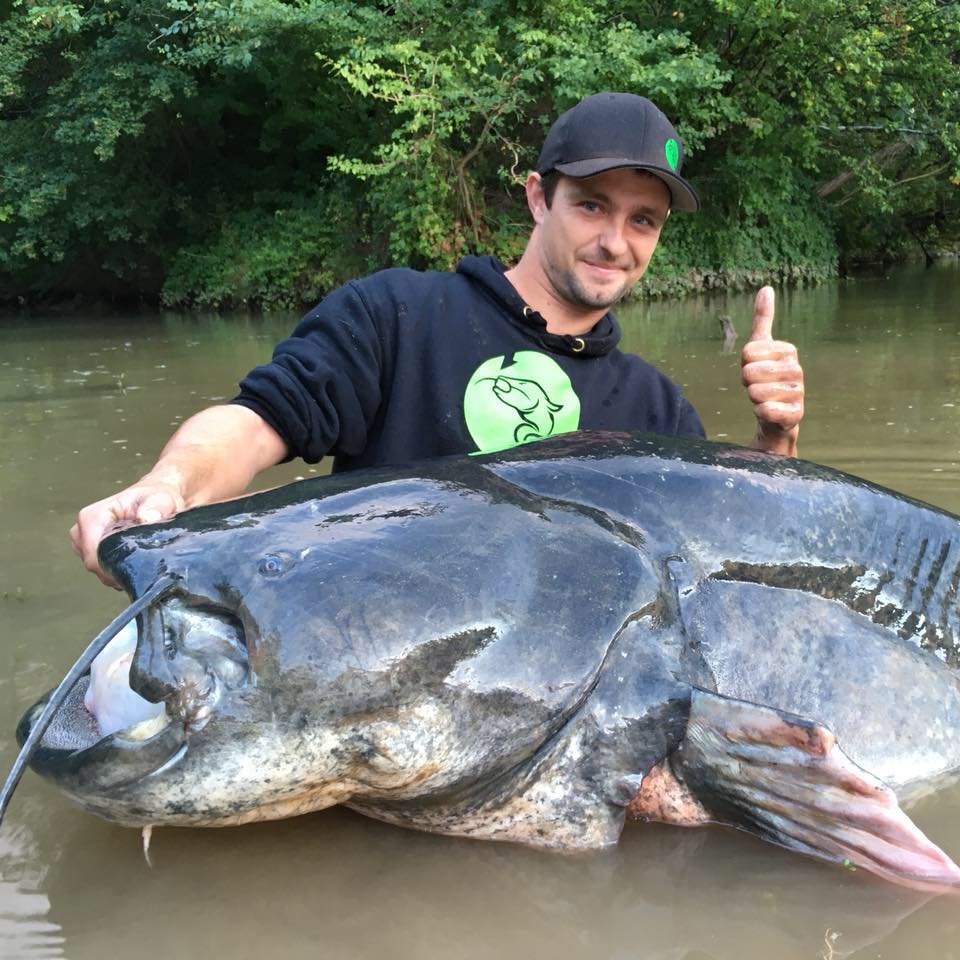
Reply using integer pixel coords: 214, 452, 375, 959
741, 286, 804, 456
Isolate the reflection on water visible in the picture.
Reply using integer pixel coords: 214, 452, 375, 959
0, 823, 63, 959
1, 261, 959, 959
22, 808, 952, 960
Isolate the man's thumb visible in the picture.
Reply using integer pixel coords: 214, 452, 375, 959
749, 286, 775, 342
136, 493, 177, 525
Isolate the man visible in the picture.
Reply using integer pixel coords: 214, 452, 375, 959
71, 93, 804, 585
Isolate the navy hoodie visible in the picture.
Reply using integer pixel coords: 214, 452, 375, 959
232, 255, 704, 471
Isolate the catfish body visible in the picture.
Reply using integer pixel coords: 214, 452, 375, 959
16, 433, 960, 885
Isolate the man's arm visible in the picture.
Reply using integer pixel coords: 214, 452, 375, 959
70, 404, 288, 587
741, 286, 805, 456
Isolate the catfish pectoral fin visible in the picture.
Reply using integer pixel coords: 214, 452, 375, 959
658, 689, 960, 890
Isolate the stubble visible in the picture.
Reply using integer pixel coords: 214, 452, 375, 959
547, 260, 634, 311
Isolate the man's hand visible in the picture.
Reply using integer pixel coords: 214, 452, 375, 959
68, 404, 289, 588
69, 478, 186, 588
741, 286, 804, 456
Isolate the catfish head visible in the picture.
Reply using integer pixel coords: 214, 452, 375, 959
16, 464, 652, 828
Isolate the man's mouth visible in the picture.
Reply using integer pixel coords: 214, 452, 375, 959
580, 259, 630, 278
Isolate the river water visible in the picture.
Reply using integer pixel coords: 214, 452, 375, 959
1, 261, 959, 960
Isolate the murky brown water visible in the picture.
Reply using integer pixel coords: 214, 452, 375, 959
2, 262, 960, 960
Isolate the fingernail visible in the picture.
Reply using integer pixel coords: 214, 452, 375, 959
140, 509, 162, 524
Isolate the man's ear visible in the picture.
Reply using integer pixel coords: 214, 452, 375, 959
524, 172, 547, 225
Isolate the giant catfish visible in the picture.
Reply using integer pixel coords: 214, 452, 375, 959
5, 432, 960, 888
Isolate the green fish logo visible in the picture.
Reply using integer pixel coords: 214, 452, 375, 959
665, 138, 679, 171
463, 352, 581, 454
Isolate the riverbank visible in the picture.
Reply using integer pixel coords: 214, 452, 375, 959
2, 229, 956, 315
1, 250, 942, 314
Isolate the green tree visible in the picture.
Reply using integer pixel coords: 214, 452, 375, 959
1, 0, 957, 307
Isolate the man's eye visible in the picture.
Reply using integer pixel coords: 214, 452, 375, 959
580, 201, 600, 212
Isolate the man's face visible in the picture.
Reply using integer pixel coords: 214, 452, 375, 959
531, 168, 670, 312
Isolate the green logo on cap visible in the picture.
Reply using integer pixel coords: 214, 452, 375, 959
665, 138, 679, 171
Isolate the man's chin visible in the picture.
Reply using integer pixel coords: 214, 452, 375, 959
578, 265, 641, 305
571, 280, 632, 310
549, 265, 636, 312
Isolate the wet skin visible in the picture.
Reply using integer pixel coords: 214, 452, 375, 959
19, 433, 960, 887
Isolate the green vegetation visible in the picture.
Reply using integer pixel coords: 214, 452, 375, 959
1, 0, 958, 308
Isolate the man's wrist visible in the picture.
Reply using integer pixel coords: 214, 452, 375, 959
140, 463, 191, 504
752, 424, 799, 457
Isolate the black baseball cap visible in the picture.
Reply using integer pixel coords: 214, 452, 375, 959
536, 93, 700, 212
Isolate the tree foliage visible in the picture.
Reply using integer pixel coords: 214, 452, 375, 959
1, 0, 957, 306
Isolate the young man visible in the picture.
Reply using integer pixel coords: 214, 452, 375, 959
71, 93, 804, 585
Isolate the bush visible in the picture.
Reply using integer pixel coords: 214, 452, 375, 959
1, 0, 956, 307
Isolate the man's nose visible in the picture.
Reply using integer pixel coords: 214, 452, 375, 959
598, 220, 629, 258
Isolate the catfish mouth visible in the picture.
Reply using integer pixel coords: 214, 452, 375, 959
17, 597, 249, 793
16, 676, 187, 793
21, 675, 171, 755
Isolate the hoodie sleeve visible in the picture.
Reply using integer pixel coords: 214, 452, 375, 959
677, 397, 706, 439
231, 281, 385, 463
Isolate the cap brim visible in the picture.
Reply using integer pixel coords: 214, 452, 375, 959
553, 158, 700, 212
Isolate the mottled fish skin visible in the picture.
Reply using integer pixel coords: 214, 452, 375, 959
14, 432, 960, 883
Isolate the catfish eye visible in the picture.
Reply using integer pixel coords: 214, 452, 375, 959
257, 554, 288, 578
